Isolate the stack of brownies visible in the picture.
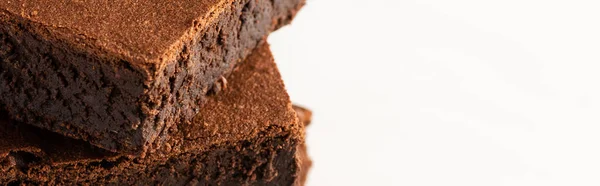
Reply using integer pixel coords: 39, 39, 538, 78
0, 0, 311, 185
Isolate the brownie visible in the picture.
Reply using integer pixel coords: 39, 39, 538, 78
0, 0, 305, 155
0, 43, 308, 185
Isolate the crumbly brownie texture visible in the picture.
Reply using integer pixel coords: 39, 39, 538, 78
0, 43, 307, 185
0, 120, 302, 185
0, 0, 305, 155
149, 43, 300, 157
293, 106, 313, 186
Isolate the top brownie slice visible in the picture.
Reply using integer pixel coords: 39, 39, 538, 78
0, 0, 304, 155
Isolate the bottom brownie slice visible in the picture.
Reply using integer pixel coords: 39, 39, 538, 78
0, 43, 307, 185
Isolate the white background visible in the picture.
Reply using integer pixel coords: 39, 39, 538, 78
269, 0, 600, 185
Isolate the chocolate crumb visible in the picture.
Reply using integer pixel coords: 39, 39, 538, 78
208, 76, 228, 96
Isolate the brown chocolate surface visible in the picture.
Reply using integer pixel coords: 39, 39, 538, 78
0, 0, 304, 65
0, 43, 306, 185
148, 42, 301, 157
1, 0, 237, 64
0, 0, 306, 155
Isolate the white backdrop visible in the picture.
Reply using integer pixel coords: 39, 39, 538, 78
268, 0, 600, 185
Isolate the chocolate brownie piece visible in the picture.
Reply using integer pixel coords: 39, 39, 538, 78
0, 0, 305, 155
0, 43, 307, 185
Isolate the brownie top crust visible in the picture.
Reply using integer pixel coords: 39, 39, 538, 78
0, 43, 300, 164
0, 0, 237, 65
152, 42, 301, 156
